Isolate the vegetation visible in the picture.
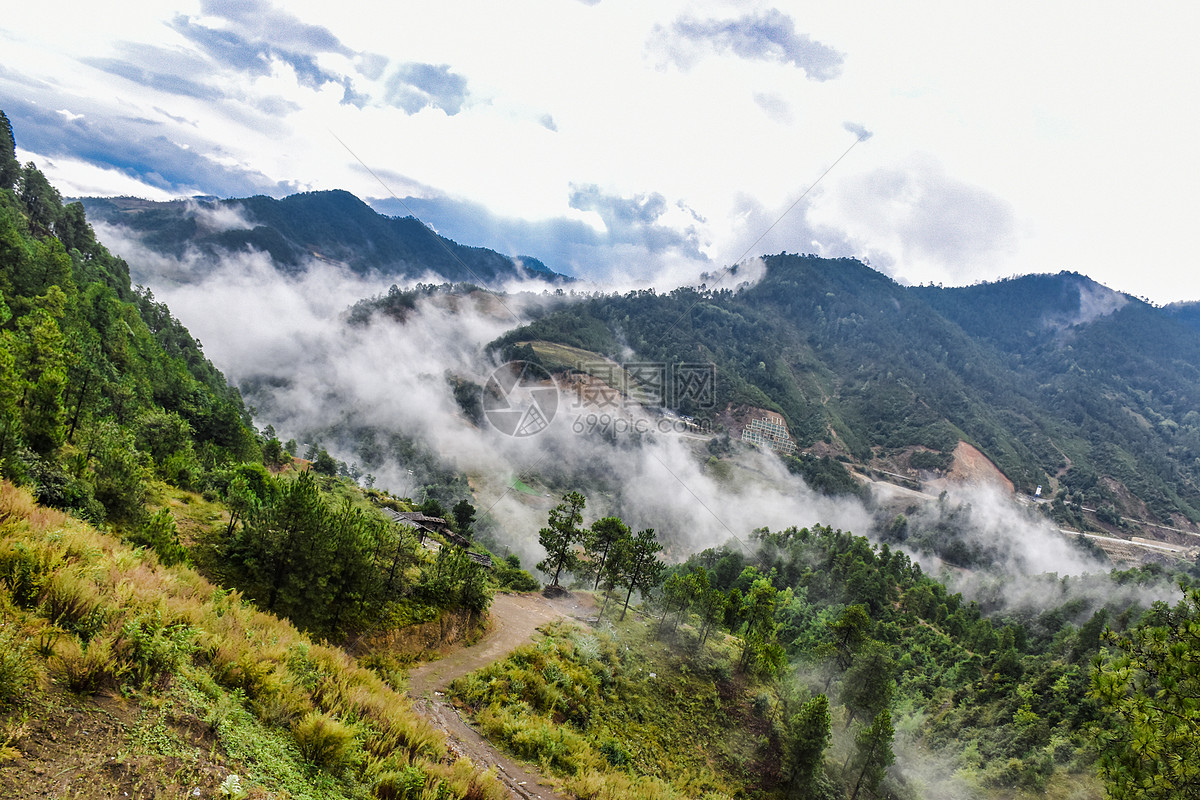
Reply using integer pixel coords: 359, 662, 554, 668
0, 111, 258, 535
80, 191, 566, 285
0, 480, 506, 799
1092, 589, 1200, 799
14, 105, 1200, 800
489, 256, 1200, 526
450, 619, 750, 800
448, 521, 1200, 799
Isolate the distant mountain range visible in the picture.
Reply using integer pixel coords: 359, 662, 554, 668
79, 190, 568, 285
490, 256, 1200, 533
78, 181, 1200, 537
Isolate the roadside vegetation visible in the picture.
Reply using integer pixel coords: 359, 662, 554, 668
0, 479, 507, 799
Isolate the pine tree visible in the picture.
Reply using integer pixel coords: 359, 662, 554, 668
848, 709, 894, 800
617, 528, 664, 621
586, 515, 629, 590
785, 694, 832, 796
1092, 589, 1200, 799
536, 491, 586, 588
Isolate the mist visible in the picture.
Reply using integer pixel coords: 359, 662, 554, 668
93, 222, 1173, 607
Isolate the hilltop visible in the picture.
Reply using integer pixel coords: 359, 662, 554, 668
79, 190, 568, 286
491, 256, 1200, 544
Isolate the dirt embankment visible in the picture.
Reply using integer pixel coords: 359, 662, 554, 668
406, 592, 595, 800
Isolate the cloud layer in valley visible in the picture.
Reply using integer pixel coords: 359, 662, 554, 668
95, 216, 1160, 603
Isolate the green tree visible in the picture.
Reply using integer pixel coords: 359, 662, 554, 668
224, 473, 260, 537
696, 581, 728, 647
312, 447, 338, 476
87, 420, 149, 522
586, 515, 630, 590
848, 709, 895, 800
842, 641, 896, 725
821, 603, 872, 676
617, 528, 664, 621
1092, 590, 1200, 800
452, 498, 476, 537
0, 111, 19, 190
17, 162, 63, 233
536, 491, 586, 588
785, 693, 832, 797
738, 576, 784, 676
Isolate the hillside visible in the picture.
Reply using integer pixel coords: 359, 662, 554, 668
79, 191, 567, 286
11, 104, 1200, 800
491, 256, 1200, 535
0, 113, 259, 530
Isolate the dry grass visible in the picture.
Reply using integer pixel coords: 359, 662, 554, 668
0, 480, 501, 799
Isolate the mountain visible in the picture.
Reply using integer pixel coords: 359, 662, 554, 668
79, 189, 569, 285
491, 256, 1200, 531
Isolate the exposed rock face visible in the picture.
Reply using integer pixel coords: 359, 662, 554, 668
938, 441, 1015, 493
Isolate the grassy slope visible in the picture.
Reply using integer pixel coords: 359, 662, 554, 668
450, 614, 777, 800
0, 481, 505, 800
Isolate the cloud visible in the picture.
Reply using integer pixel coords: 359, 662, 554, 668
809, 156, 1017, 285
539, 114, 559, 132
384, 63, 470, 115
1067, 279, 1129, 327
169, 12, 350, 92
196, 0, 350, 54
3, 97, 292, 198
356, 53, 390, 81
111, 246, 872, 565
83, 54, 223, 101
97, 217, 1156, 599
369, 186, 711, 285
842, 120, 873, 141
568, 184, 706, 259
654, 8, 844, 80
753, 92, 793, 123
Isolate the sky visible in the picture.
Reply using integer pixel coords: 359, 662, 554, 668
3, 1, 1200, 301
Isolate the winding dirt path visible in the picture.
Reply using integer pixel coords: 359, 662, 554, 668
407, 592, 595, 800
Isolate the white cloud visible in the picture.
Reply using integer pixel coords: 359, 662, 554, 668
4, 1, 1200, 302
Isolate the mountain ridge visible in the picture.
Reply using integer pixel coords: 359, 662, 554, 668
79, 189, 570, 286
491, 256, 1200, 533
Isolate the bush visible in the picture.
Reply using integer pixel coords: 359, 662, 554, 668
495, 556, 540, 592
41, 568, 105, 637
116, 609, 196, 686
126, 508, 188, 566
52, 635, 122, 694
0, 623, 36, 706
293, 710, 357, 774
374, 765, 428, 800
0, 539, 62, 609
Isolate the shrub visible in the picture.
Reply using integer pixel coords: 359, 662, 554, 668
115, 609, 196, 686
374, 765, 428, 800
52, 634, 122, 694
0, 623, 36, 706
126, 508, 188, 566
0, 539, 62, 609
293, 710, 357, 774
41, 568, 105, 637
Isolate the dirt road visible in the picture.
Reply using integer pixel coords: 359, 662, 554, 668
407, 591, 595, 800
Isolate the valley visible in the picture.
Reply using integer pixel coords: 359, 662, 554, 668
3, 106, 1200, 800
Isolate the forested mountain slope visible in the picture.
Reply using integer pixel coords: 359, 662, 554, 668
0, 111, 259, 526
79, 190, 567, 285
492, 255, 1200, 528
